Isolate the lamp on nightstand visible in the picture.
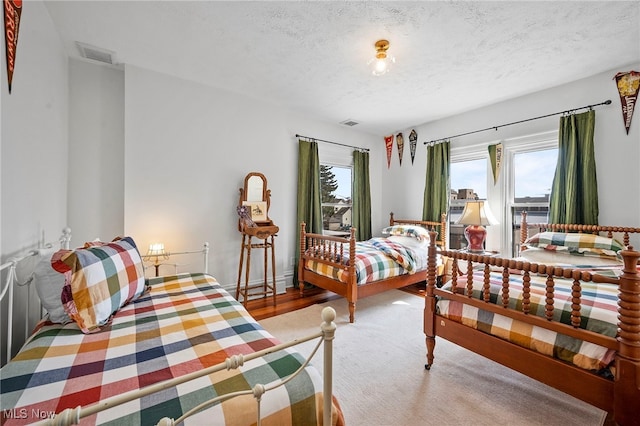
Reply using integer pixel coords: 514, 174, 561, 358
455, 200, 498, 252
144, 243, 170, 277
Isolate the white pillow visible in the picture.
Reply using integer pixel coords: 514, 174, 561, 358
387, 235, 429, 249
518, 247, 622, 267
33, 249, 70, 323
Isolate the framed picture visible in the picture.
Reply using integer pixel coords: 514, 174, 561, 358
243, 201, 268, 222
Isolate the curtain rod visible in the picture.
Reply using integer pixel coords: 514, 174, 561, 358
423, 99, 612, 145
296, 134, 370, 152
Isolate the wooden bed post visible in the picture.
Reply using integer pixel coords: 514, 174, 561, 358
389, 212, 395, 226
520, 211, 528, 248
298, 222, 307, 296
439, 213, 447, 249
613, 246, 640, 426
424, 231, 438, 369
347, 227, 357, 323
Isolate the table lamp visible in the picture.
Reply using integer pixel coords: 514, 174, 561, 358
455, 200, 498, 252
145, 243, 169, 277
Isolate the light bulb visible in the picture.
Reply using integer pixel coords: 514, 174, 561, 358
369, 55, 395, 76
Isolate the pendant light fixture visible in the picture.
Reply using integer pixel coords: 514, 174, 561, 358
368, 39, 395, 76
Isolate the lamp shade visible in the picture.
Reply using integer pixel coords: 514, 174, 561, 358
147, 243, 166, 256
455, 201, 498, 226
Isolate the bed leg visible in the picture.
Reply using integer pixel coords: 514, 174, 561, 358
602, 411, 615, 426
425, 336, 435, 370
348, 302, 355, 323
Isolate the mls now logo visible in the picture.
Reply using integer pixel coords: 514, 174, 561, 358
3, 408, 55, 420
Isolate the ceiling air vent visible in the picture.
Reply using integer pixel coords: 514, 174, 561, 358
340, 119, 359, 127
76, 42, 116, 65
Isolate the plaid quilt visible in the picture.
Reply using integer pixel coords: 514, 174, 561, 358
1, 273, 337, 425
437, 268, 621, 372
305, 238, 428, 284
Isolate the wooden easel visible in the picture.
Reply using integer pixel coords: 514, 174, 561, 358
235, 172, 278, 307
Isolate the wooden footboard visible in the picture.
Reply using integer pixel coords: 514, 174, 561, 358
298, 222, 359, 322
424, 229, 640, 425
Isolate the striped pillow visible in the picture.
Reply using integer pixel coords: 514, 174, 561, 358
52, 237, 146, 333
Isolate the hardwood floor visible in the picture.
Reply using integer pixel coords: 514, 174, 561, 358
244, 283, 425, 320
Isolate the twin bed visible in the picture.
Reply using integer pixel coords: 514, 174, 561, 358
299, 210, 640, 424
298, 212, 447, 323
424, 212, 640, 425
0, 234, 342, 425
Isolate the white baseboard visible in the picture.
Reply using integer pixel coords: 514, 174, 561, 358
220, 272, 295, 299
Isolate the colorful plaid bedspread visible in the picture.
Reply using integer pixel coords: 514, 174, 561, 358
305, 238, 428, 284
437, 268, 620, 372
0, 273, 338, 425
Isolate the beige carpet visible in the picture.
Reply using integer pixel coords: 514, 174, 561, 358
259, 290, 606, 426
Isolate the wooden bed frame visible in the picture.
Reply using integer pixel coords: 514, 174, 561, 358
299, 212, 447, 323
424, 213, 640, 425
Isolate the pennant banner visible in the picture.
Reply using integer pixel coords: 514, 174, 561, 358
4, 0, 22, 93
409, 129, 417, 164
384, 135, 394, 168
614, 71, 640, 134
396, 132, 404, 166
488, 143, 503, 185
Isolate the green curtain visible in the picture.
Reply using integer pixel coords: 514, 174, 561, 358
294, 140, 322, 287
548, 110, 598, 224
422, 140, 450, 222
352, 150, 372, 241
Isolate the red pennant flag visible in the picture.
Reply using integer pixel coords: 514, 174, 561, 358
384, 135, 393, 168
396, 133, 404, 166
614, 71, 640, 134
4, 0, 22, 93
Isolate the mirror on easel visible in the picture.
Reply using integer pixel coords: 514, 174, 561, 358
238, 172, 274, 229
236, 173, 279, 306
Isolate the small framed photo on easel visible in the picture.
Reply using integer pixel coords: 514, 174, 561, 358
243, 201, 268, 222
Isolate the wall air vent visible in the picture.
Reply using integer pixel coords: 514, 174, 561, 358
76, 42, 116, 65
340, 119, 359, 127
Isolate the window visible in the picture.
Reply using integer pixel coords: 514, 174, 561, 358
511, 147, 557, 254
449, 131, 558, 254
320, 164, 352, 237
449, 158, 488, 249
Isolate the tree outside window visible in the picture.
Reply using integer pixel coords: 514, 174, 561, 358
320, 164, 352, 236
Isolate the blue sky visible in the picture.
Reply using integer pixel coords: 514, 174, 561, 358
328, 148, 557, 201
332, 166, 352, 200
451, 149, 557, 199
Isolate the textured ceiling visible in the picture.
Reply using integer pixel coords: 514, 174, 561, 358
44, 1, 640, 136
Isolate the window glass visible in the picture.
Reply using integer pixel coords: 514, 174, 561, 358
449, 158, 487, 249
512, 148, 557, 254
320, 164, 352, 237
514, 149, 557, 200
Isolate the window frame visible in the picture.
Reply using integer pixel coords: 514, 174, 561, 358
450, 130, 557, 254
318, 144, 353, 237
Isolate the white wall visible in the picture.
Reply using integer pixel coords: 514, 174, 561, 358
68, 59, 124, 244
122, 65, 381, 291
1, 1, 68, 364
381, 63, 640, 248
